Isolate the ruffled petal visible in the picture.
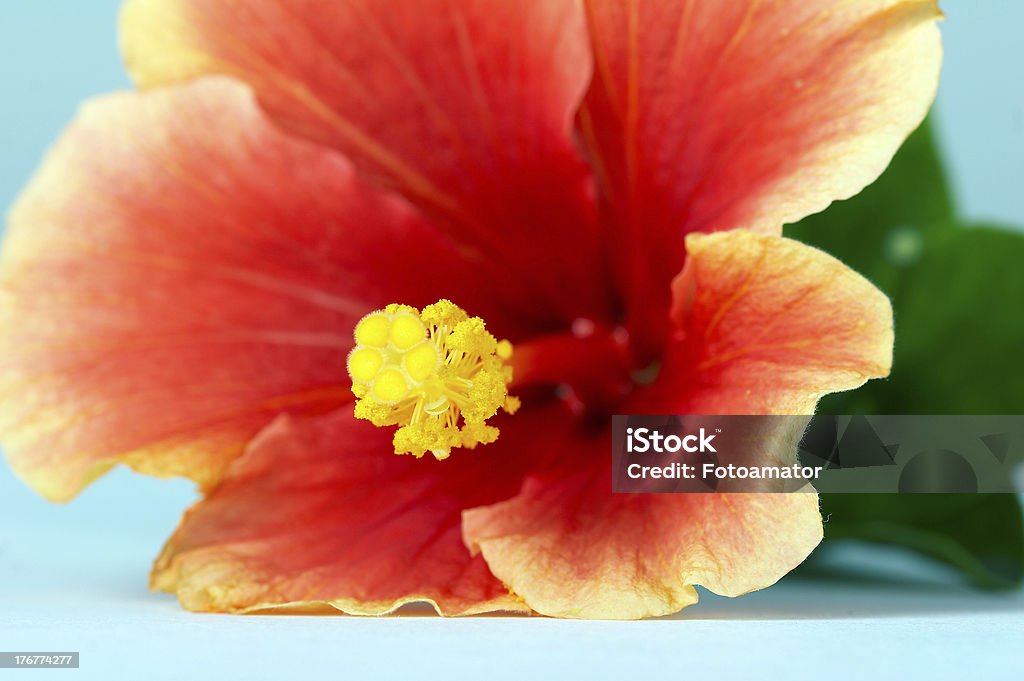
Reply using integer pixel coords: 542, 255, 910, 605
648, 230, 894, 414
121, 0, 609, 323
0, 77, 494, 501
579, 0, 941, 355
152, 407, 566, 615
464, 465, 822, 619
463, 230, 892, 619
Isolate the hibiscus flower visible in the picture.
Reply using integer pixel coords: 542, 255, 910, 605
0, 0, 941, 618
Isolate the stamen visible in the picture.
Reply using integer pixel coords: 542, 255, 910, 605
347, 300, 518, 460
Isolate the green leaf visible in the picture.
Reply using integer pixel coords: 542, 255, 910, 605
786, 118, 1024, 589
875, 225, 1024, 414
821, 225, 1024, 416
818, 494, 1024, 589
812, 227, 1024, 589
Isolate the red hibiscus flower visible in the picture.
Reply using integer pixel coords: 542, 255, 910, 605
0, 0, 941, 618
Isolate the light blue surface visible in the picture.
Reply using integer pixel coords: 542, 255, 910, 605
1, 2, 1023, 680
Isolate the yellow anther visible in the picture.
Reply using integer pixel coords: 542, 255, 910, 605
371, 368, 409, 404
403, 342, 439, 382
346, 300, 516, 460
354, 312, 391, 348
347, 346, 384, 383
390, 313, 427, 350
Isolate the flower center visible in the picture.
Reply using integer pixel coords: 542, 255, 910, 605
347, 300, 519, 460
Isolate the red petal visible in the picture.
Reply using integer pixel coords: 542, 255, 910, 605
152, 407, 565, 615
0, 78, 496, 501
645, 230, 894, 414
579, 0, 941, 356
121, 0, 610, 324
463, 444, 822, 619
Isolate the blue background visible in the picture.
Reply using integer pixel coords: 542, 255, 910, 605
1, 2, 1023, 680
